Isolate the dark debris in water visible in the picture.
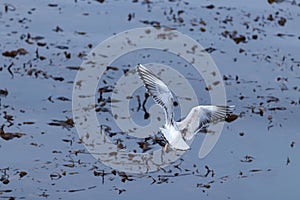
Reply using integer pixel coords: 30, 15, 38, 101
286, 157, 291, 165
113, 186, 126, 195
2, 48, 28, 58
0, 126, 26, 141
290, 141, 295, 148
222, 30, 247, 44
66, 66, 84, 71
240, 155, 255, 163
0, 132, 26, 141
56, 96, 71, 101
19, 171, 27, 178
0, 89, 8, 97
0, 168, 10, 185
225, 114, 238, 122
48, 118, 74, 129
50, 172, 62, 180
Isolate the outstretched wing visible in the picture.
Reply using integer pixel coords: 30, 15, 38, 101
177, 105, 235, 140
197, 105, 235, 125
136, 64, 174, 125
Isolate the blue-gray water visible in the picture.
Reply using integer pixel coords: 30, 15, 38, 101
0, 0, 300, 199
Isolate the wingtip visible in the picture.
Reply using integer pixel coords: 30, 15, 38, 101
220, 105, 235, 112
136, 63, 145, 73
227, 105, 236, 112
136, 64, 152, 80
136, 63, 144, 69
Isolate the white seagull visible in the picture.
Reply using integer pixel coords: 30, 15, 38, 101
136, 64, 234, 151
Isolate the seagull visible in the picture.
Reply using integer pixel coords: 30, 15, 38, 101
136, 64, 234, 151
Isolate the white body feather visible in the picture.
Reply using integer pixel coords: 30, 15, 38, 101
160, 124, 190, 150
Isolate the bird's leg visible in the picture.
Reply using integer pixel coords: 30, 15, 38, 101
161, 143, 168, 163
163, 143, 168, 153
